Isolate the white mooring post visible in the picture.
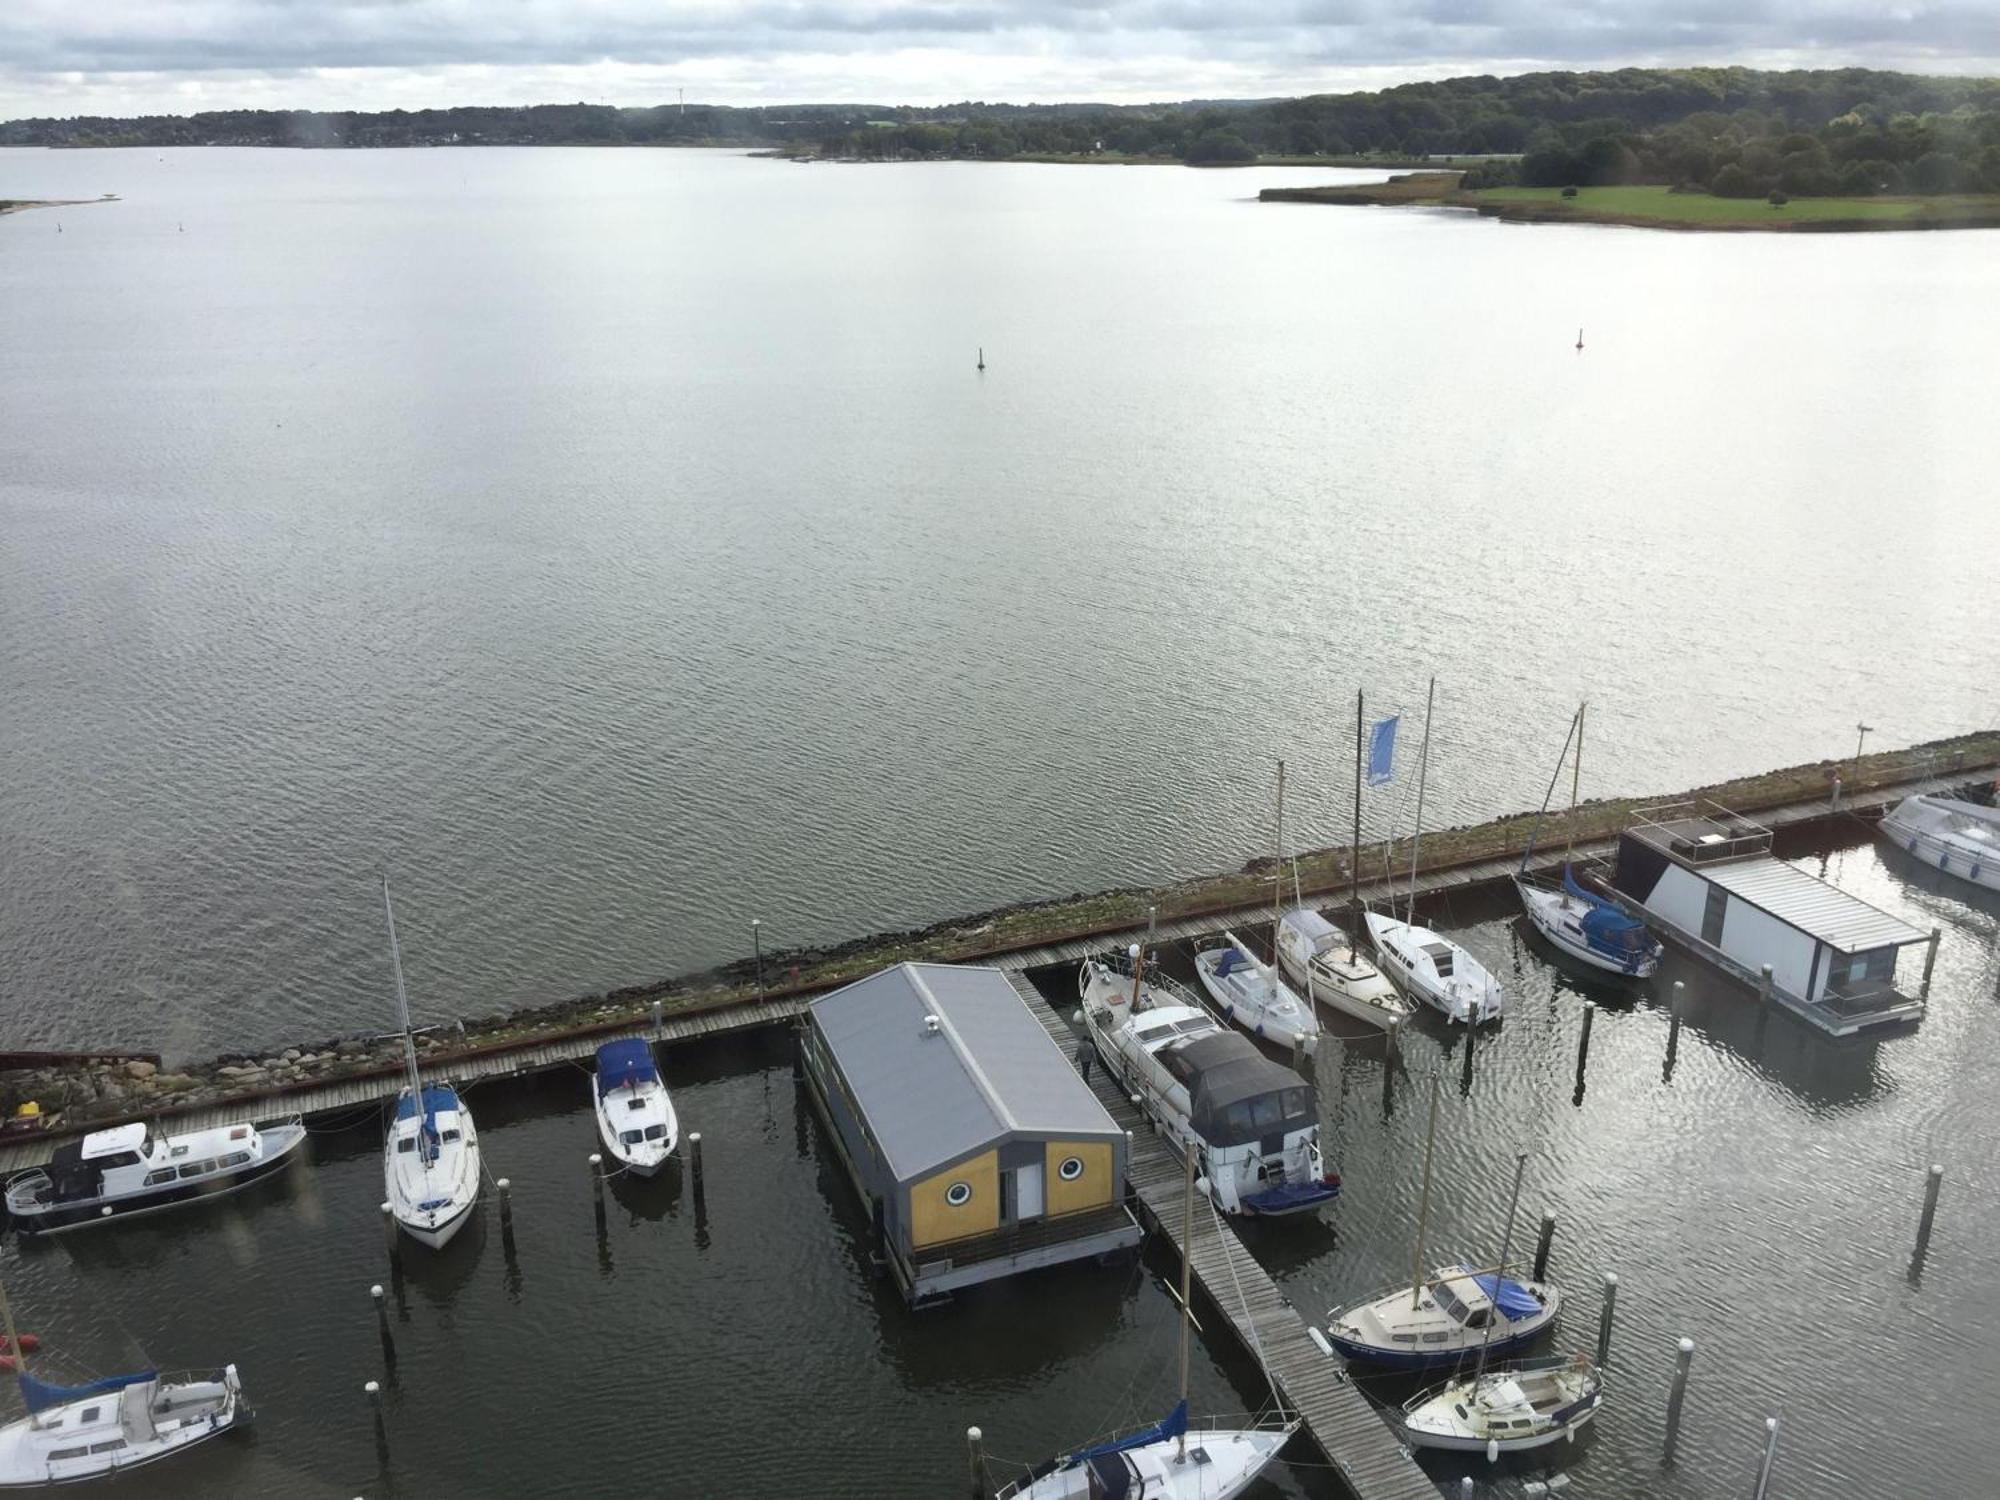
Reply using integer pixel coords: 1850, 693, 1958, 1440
1664, 1337, 1695, 1464
1753, 1414, 1781, 1500
966, 1425, 984, 1499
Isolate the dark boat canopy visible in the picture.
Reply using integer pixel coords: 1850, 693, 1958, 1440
1163, 1032, 1317, 1146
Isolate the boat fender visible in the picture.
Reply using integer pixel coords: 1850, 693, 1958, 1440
1940, 852, 1949, 871
1908, 836, 1918, 853
1972, 863, 1982, 880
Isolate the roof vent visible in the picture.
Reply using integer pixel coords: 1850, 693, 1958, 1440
922, 1014, 941, 1036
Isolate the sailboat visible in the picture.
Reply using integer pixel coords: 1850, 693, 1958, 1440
0, 1278, 248, 1486
381, 877, 482, 1250
995, 1145, 1297, 1498
1194, 763, 1322, 1054
1325, 1073, 1560, 1368
1364, 679, 1504, 1024
1514, 705, 1661, 978
1400, 1154, 1602, 1454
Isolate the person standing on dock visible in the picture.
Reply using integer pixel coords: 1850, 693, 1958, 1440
1075, 1037, 1094, 1084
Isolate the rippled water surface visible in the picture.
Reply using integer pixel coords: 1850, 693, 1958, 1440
2, 146, 1996, 1056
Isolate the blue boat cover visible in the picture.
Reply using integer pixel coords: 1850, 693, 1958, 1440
1562, 865, 1655, 965
1215, 947, 1249, 977
1473, 1273, 1544, 1322
1070, 1400, 1188, 1464
18, 1370, 155, 1415
1241, 1178, 1341, 1213
394, 1084, 461, 1121
595, 1038, 659, 1093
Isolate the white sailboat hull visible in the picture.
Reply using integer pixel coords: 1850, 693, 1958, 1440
0, 1366, 249, 1488
384, 1085, 482, 1250
1193, 934, 1320, 1052
1002, 1425, 1293, 1499
1364, 912, 1503, 1024
1275, 911, 1408, 1029
1516, 879, 1660, 978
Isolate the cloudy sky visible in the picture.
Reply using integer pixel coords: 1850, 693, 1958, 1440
3, 0, 1998, 119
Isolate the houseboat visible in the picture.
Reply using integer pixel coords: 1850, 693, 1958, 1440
1078, 948, 1339, 1218
1612, 801, 1937, 1036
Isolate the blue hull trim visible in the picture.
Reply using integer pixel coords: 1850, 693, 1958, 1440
1241, 1181, 1340, 1216
1325, 1323, 1547, 1371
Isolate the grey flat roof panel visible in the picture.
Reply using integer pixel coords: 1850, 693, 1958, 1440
810, 963, 1119, 1183
1706, 858, 1929, 952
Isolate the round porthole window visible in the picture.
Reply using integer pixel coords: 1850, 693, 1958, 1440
1059, 1156, 1085, 1182
945, 1181, 973, 1207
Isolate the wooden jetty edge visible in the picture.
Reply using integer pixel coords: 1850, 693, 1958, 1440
1004, 970, 1440, 1500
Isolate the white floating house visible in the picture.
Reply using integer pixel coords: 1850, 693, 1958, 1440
1613, 802, 1938, 1037
801, 962, 1142, 1306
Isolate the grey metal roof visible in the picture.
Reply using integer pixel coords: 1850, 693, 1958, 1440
809, 963, 1120, 1183
1705, 857, 1929, 952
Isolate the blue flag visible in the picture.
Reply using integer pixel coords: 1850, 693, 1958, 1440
1367, 715, 1399, 785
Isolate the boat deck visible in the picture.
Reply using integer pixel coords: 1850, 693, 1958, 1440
1006, 970, 1442, 1500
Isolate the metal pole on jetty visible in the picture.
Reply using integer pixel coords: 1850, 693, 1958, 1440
1663, 1337, 1695, 1464
1350, 689, 1364, 921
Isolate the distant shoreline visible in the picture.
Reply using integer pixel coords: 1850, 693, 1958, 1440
1260, 172, 2000, 233
0, 194, 117, 216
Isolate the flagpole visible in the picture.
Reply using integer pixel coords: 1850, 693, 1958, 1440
1350, 689, 1363, 922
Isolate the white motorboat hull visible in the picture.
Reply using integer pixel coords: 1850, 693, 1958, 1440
1516, 880, 1659, 978
1364, 912, 1503, 1024
1882, 795, 2000, 893
592, 1076, 679, 1176
5, 1120, 307, 1235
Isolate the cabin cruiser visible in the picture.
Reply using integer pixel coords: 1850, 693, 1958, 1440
1402, 1354, 1601, 1453
592, 1038, 678, 1175
0, 1365, 249, 1486
1326, 1264, 1561, 1369
1882, 793, 2000, 893
1275, 909, 1409, 1029
997, 1403, 1295, 1499
1078, 949, 1339, 1217
4, 1118, 305, 1235
1364, 911, 1503, 1024
1516, 867, 1660, 978
1192, 934, 1320, 1053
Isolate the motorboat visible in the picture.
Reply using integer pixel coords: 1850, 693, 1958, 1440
1326, 1264, 1560, 1370
1192, 934, 1320, 1054
997, 1403, 1295, 1499
0, 1361, 247, 1488
592, 1037, 678, 1175
1078, 948, 1339, 1217
1882, 793, 2000, 892
1365, 911, 1503, 1024
4, 1117, 305, 1235
380, 879, 482, 1250
1275, 908, 1409, 1029
1401, 1354, 1601, 1452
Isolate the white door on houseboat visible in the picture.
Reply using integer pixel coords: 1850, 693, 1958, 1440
1016, 1162, 1044, 1220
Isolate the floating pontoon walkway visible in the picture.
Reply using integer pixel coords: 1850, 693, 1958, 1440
1004, 970, 1440, 1500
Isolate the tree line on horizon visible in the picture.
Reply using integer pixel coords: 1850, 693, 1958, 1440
6, 66, 1999, 198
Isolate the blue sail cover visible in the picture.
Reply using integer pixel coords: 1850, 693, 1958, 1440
1070, 1401, 1189, 1464
595, 1038, 659, 1093
394, 1084, 461, 1121
18, 1370, 155, 1414
1562, 865, 1655, 964
1473, 1273, 1545, 1322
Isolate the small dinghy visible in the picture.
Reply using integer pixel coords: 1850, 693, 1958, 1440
4, 1116, 306, 1235
1276, 908, 1409, 1030
1193, 934, 1320, 1054
592, 1038, 678, 1175
0, 1366, 251, 1486
1365, 911, 1503, 1024
1401, 1353, 1601, 1453
1882, 792, 2000, 892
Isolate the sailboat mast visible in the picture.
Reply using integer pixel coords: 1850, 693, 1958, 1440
1350, 690, 1363, 919
1473, 1152, 1530, 1388
1271, 759, 1286, 960
1177, 1138, 1196, 1461
382, 877, 425, 1111
1409, 1069, 1441, 1309
1405, 677, 1436, 925
1565, 702, 1586, 864
1520, 708, 1581, 876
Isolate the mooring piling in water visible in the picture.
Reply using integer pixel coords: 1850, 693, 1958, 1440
1913, 1163, 1944, 1267
1459, 1026, 1475, 1096
1596, 1271, 1618, 1365
1922, 927, 1941, 999
1753, 1414, 1781, 1500
966, 1425, 984, 1498
1757, 964, 1774, 1006
379, 1201, 399, 1269
1572, 1005, 1594, 1102
497, 1176, 512, 1229
365, 1378, 386, 1455
688, 1131, 705, 1204
1459, 1479, 1473, 1498
1664, 1337, 1695, 1464
588, 1153, 604, 1200
1665, 980, 1684, 1076
1533, 1211, 1556, 1281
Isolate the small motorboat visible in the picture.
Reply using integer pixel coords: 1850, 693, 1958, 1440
4, 1117, 306, 1235
1401, 1354, 1601, 1452
1193, 933, 1320, 1054
1365, 911, 1503, 1024
592, 1038, 678, 1175
1327, 1264, 1560, 1370
0, 1365, 251, 1486
1882, 793, 2000, 892
1275, 908, 1410, 1029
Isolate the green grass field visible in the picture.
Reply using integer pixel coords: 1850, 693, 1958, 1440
1472, 184, 1999, 225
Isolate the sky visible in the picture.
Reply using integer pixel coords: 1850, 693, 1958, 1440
3, 0, 1999, 120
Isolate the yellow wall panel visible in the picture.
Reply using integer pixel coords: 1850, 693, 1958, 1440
1044, 1139, 1115, 1217
908, 1150, 998, 1248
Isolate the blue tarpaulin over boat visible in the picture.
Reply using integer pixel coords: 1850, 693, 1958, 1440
1563, 865, 1655, 963
595, 1038, 659, 1093
394, 1084, 461, 1121
1070, 1400, 1189, 1464
1215, 947, 1250, 977
18, 1370, 154, 1414
1473, 1273, 1544, 1322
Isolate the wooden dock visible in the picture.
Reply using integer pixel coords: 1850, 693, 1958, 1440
1004, 971, 1440, 1500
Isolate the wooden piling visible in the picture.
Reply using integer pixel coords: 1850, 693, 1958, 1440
1572, 1005, 1593, 1101
379, 1201, 399, 1267
652, 999, 664, 1036
1921, 928, 1941, 999
1596, 1271, 1618, 1365
688, 1131, 705, 1201
1664, 1337, 1695, 1464
967, 1424, 985, 1499
496, 1177, 512, 1228
1757, 964, 1773, 1006
1665, 980, 1684, 1076
1913, 1163, 1944, 1265
588, 1153, 604, 1201
372, 1283, 395, 1367
1532, 1212, 1556, 1281
1753, 1414, 1781, 1500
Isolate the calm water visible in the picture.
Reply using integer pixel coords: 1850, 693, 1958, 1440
2, 828, 1995, 1499
1, 147, 1996, 1058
